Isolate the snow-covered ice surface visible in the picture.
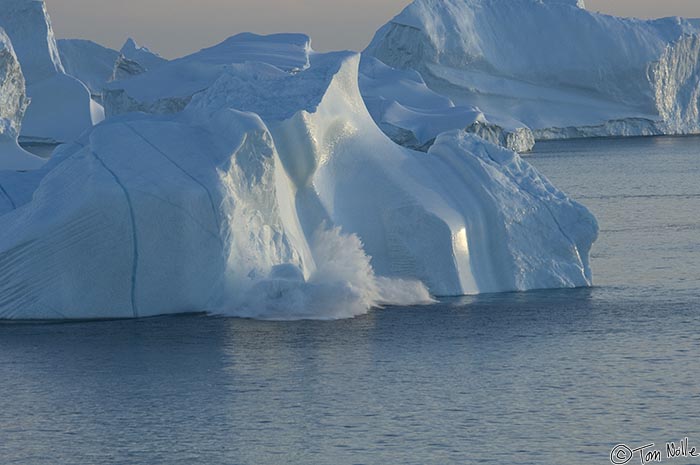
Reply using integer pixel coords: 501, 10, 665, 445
0, 29, 44, 171
0, 0, 101, 144
365, 0, 700, 141
0, 46, 598, 320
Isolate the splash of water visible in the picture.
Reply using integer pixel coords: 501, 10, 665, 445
219, 225, 432, 320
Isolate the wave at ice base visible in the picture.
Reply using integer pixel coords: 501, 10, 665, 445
365, 0, 700, 141
0, 51, 597, 320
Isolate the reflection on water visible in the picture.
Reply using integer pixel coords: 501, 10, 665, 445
531, 135, 700, 298
2, 288, 698, 465
0, 136, 699, 465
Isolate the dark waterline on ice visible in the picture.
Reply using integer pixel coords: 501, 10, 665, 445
1, 136, 699, 464
19, 142, 59, 159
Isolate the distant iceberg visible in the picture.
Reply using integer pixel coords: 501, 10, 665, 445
119, 38, 168, 72
365, 0, 700, 143
103, 33, 312, 118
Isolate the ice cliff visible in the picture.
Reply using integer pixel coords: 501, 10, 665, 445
651, 34, 700, 134
0, 45, 597, 320
365, 0, 700, 142
0, 0, 101, 144
0, 29, 43, 170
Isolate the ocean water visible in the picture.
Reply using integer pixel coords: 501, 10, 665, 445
1, 136, 699, 465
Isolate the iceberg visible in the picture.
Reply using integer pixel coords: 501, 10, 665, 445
0, 0, 102, 144
111, 38, 168, 83
0, 48, 597, 320
359, 56, 535, 152
58, 38, 168, 104
0, 29, 44, 171
103, 33, 312, 117
58, 39, 121, 101
119, 38, 167, 72
365, 0, 700, 142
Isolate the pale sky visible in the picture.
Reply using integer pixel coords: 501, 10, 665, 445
45, 0, 700, 58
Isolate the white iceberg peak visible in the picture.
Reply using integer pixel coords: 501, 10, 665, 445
120, 37, 139, 53
119, 37, 167, 71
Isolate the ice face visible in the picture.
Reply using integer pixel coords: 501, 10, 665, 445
0, 31, 27, 144
0, 28, 44, 170
0, 0, 63, 84
650, 34, 700, 134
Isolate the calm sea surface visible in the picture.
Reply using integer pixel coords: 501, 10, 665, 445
1, 136, 699, 464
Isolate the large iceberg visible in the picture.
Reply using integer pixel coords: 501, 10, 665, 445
0, 0, 102, 144
365, 0, 700, 142
0, 28, 43, 170
0, 45, 597, 320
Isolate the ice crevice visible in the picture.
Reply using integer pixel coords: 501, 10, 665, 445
123, 121, 223, 236
89, 148, 140, 318
0, 182, 16, 209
